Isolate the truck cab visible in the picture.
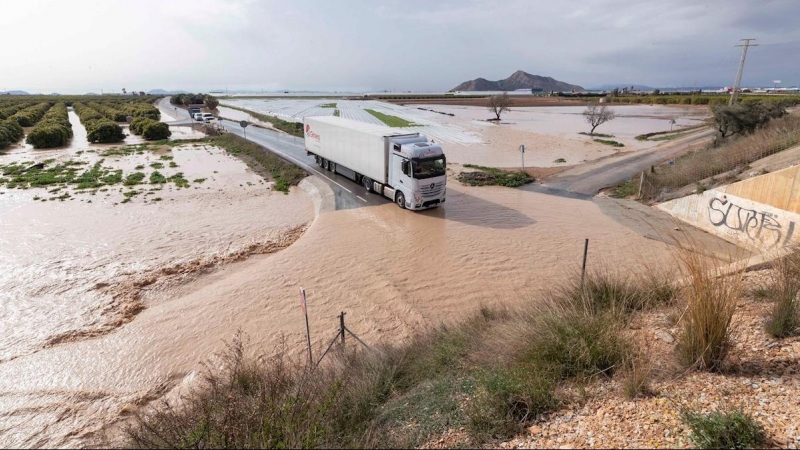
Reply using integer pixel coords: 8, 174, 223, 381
388, 140, 446, 210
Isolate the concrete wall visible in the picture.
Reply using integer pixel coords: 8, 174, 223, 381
657, 165, 800, 251
658, 190, 799, 251
723, 165, 800, 214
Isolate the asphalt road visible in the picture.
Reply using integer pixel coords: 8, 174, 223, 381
219, 119, 388, 210
158, 97, 388, 210
536, 128, 715, 196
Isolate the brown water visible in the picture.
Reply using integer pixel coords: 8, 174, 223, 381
0, 174, 701, 447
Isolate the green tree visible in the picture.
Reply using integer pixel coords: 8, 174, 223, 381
204, 95, 219, 109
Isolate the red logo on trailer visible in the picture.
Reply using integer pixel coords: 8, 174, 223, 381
305, 124, 320, 141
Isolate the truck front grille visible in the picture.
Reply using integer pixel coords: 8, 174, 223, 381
420, 181, 445, 198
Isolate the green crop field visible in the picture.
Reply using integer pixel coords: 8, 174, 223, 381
365, 109, 418, 127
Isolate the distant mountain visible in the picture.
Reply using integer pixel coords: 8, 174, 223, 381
450, 70, 583, 92
147, 89, 189, 95
0, 90, 30, 95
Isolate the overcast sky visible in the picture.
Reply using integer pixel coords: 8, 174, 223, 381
2, 0, 799, 93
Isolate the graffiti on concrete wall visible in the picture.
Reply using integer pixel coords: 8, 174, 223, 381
708, 196, 796, 248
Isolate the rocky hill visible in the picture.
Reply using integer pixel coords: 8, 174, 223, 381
450, 70, 583, 92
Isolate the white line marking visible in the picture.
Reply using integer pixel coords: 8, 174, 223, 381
356, 196, 368, 203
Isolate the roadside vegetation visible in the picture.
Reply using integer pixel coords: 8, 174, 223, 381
635, 123, 707, 141
365, 109, 418, 127
621, 102, 800, 201
458, 164, 534, 187
170, 93, 219, 110
128, 242, 797, 448
593, 138, 624, 147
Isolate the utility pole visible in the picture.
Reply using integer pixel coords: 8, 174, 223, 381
729, 38, 757, 105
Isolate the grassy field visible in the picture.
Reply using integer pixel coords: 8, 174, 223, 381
365, 109, 418, 127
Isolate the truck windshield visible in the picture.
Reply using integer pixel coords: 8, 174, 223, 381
412, 157, 446, 179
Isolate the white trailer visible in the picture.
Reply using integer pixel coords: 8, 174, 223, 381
304, 116, 446, 210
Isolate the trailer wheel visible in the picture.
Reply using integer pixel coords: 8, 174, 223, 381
362, 176, 372, 193
317, 157, 323, 167
330, 162, 336, 174
323, 159, 330, 171
396, 192, 406, 209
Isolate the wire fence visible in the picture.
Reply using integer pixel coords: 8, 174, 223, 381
638, 114, 800, 202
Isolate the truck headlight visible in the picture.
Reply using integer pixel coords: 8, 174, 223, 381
414, 194, 421, 201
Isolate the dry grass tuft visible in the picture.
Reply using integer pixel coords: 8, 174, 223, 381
765, 247, 800, 338
675, 246, 743, 371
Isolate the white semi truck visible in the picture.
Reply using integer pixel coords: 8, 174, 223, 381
304, 116, 446, 210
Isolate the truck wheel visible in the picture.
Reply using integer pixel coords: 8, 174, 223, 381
362, 176, 372, 192
317, 157, 323, 167
330, 162, 336, 173
323, 159, 330, 171
396, 192, 406, 209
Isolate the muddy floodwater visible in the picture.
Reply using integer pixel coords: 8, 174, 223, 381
0, 100, 733, 447
0, 169, 723, 446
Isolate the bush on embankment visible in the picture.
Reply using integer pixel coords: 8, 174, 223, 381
128, 266, 688, 448
25, 103, 73, 148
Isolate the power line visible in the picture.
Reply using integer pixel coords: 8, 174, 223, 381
730, 38, 758, 105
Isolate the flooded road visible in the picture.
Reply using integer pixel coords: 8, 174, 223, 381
0, 172, 733, 447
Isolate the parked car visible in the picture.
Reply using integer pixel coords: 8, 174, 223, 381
193, 113, 204, 121
202, 113, 215, 123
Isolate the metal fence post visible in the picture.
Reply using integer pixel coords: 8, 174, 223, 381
580, 239, 589, 289
339, 311, 346, 347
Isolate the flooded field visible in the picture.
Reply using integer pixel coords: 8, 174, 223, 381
0, 134, 315, 447
222, 98, 710, 168
0, 100, 729, 448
